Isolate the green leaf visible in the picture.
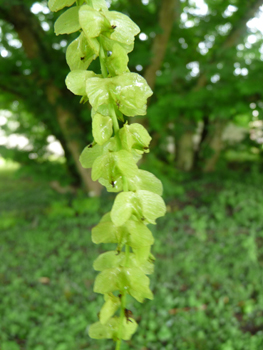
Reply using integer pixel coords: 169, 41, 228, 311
88, 317, 137, 340
86, 73, 152, 116
48, 0, 76, 12
93, 251, 124, 271
104, 11, 140, 48
125, 220, 154, 247
79, 5, 111, 38
94, 251, 154, 274
79, 144, 103, 168
66, 70, 97, 96
94, 267, 153, 302
100, 33, 133, 58
66, 33, 98, 70
127, 170, 163, 195
54, 6, 80, 35
92, 113, 113, 145
88, 318, 118, 339
111, 72, 152, 116
86, 77, 109, 110
91, 152, 111, 181
86, 0, 108, 11
111, 190, 166, 225
99, 176, 123, 193
111, 192, 135, 226
125, 267, 153, 302
119, 123, 151, 153
100, 294, 120, 324
126, 253, 154, 274
121, 317, 138, 340
106, 42, 129, 76
137, 190, 166, 224
92, 221, 120, 244
92, 150, 138, 181
132, 245, 151, 263
92, 216, 154, 250
94, 267, 122, 294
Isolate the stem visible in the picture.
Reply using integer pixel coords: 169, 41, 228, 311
99, 39, 108, 79
115, 179, 130, 350
99, 29, 128, 350
109, 103, 119, 134
122, 176, 128, 192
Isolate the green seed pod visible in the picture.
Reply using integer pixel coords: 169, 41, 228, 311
48, 0, 166, 348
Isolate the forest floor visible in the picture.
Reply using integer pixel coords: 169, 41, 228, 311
1, 165, 263, 350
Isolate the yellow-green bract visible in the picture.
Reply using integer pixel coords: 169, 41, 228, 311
48, 0, 166, 347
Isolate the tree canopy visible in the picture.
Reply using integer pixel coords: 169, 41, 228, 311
0, 0, 263, 191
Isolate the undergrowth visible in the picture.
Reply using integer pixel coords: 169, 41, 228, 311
1, 167, 263, 350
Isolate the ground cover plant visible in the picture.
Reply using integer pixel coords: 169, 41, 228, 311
1, 166, 263, 350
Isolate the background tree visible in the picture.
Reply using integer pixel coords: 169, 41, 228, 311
0, 0, 263, 189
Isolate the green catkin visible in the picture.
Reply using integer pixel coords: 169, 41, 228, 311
48, 0, 166, 347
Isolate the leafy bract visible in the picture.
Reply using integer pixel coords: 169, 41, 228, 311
94, 267, 153, 302
104, 11, 140, 48
133, 245, 151, 263
86, 0, 108, 11
106, 43, 129, 76
86, 73, 153, 116
93, 251, 124, 271
66, 33, 98, 70
99, 176, 123, 193
79, 5, 111, 39
91, 150, 138, 181
92, 217, 154, 249
88, 317, 137, 340
137, 190, 166, 224
100, 293, 120, 324
88, 317, 118, 339
94, 251, 154, 275
111, 190, 166, 226
92, 113, 113, 145
119, 123, 151, 153
66, 70, 97, 96
127, 267, 153, 302
125, 220, 154, 247
120, 317, 138, 340
110, 192, 135, 226
79, 144, 103, 168
54, 6, 80, 35
127, 170, 163, 195
92, 221, 121, 244
48, 0, 76, 12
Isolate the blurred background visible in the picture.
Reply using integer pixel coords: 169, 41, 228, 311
1, 0, 263, 349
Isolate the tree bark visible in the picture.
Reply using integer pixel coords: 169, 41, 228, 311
176, 131, 195, 171
203, 121, 227, 172
144, 0, 180, 91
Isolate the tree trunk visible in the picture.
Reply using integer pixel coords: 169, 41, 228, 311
46, 86, 102, 195
202, 121, 226, 172
0, 3, 102, 195
176, 130, 195, 171
144, 0, 179, 91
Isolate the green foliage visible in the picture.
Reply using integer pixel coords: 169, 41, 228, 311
1, 169, 263, 349
1, 0, 263, 180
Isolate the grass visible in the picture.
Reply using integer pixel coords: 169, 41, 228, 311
1, 166, 263, 350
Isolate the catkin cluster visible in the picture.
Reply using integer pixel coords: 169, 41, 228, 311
48, 0, 166, 346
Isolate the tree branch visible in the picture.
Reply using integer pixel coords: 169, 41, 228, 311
144, 0, 180, 91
